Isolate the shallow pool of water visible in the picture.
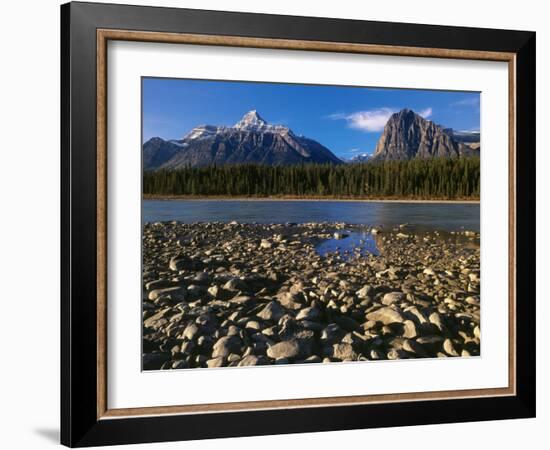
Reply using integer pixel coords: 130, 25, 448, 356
315, 230, 380, 258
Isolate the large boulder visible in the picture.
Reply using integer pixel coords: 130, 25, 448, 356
296, 306, 320, 321
267, 340, 303, 360
212, 335, 242, 358
148, 286, 187, 302
257, 301, 285, 322
366, 307, 405, 325
332, 343, 359, 361
381, 292, 405, 306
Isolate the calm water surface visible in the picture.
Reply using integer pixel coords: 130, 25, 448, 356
143, 200, 479, 232
316, 230, 380, 258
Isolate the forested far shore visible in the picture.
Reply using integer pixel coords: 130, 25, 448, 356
143, 157, 480, 200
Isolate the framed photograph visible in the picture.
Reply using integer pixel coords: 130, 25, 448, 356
61, 1, 536, 447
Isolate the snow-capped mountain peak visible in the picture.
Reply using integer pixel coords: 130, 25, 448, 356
182, 111, 288, 140
182, 124, 229, 141
347, 153, 372, 163
233, 110, 291, 134
234, 110, 268, 130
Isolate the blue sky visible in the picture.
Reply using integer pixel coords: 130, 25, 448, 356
142, 78, 480, 159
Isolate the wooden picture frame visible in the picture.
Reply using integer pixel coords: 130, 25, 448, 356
61, 1, 536, 447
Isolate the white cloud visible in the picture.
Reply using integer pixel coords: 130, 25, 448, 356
348, 148, 360, 153
452, 97, 480, 107
338, 107, 396, 132
329, 107, 433, 132
418, 107, 433, 118
326, 113, 347, 120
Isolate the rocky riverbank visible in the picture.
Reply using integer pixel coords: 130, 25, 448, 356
142, 221, 480, 370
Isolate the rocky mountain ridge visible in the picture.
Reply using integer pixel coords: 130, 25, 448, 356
143, 109, 480, 170
143, 110, 343, 170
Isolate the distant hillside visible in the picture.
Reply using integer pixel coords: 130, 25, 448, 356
443, 128, 481, 151
347, 153, 372, 164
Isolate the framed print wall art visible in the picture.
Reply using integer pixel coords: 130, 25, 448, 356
60, 1, 536, 447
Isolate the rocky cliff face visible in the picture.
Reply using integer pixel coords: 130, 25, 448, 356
143, 110, 343, 170
372, 109, 478, 161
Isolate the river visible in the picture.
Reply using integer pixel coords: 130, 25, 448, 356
143, 199, 479, 232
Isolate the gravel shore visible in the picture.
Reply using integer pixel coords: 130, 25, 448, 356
142, 221, 480, 370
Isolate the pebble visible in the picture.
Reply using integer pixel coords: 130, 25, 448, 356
148, 286, 187, 302
428, 312, 444, 331
356, 285, 374, 299
206, 357, 225, 368
238, 355, 268, 366
334, 232, 349, 239
332, 343, 358, 360
212, 336, 241, 358
443, 338, 460, 357
382, 292, 405, 305
402, 320, 418, 338
257, 301, 285, 322
296, 306, 320, 321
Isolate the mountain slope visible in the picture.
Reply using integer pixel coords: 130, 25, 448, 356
372, 109, 479, 161
143, 110, 343, 170
443, 128, 481, 151
142, 137, 186, 171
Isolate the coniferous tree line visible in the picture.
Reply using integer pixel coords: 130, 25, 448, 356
143, 157, 480, 199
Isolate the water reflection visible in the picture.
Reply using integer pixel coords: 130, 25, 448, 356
315, 230, 380, 258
